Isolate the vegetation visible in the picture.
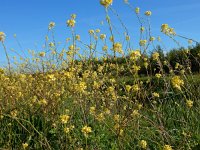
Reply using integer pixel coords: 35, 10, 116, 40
0, 0, 200, 149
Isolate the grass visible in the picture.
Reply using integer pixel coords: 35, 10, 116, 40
0, 1, 200, 150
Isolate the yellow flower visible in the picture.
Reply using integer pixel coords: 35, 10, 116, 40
186, 100, 193, 108
67, 19, 76, 27
64, 127, 70, 134
140, 27, 145, 32
60, 115, 70, 124
75, 35, 80, 41
161, 24, 169, 33
71, 14, 76, 19
139, 140, 147, 149
22, 143, 29, 149
10, 110, 18, 118
131, 110, 140, 117
95, 29, 101, 33
163, 145, 173, 150
0, 32, 6, 42
155, 73, 162, 78
48, 22, 55, 30
139, 40, 147, 46
152, 52, 159, 61
145, 11, 152, 16
100, 34, 106, 40
150, 36, 155, 41
100, 0, 113, 7
82, 125, 92, 136
125, 85, 132, 92
132, 84, 140, 92
90, 106, 96, 115
171, 76, 184, 90
113, 42, 123, 53
39, 52, 46, 57
135, 7, 140, 14
153, 92, 160, 98
130, 50, 141, 60
109, 36, 114, 42
114, 114, 120, 122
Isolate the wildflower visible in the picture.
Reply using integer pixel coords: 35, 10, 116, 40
64, 127, 70, 134
96, 113, 105, 121
60, 115, 70, 124
38, 99, 47, 105
90, 106, 96, 115
113, 42, 123, 53
0, 32, 6, 42
39, 52, 46, 57
171, 76, 184, 90
125, 85, 132, 92
131, 110, 140, 117
82, 125, 92, 136
114, 114, 120, 122
67, 19, 76, 27
10, 110, 18, 118
100, 34, 106, 40
71, 14, 76, 19
163, 145, 173, 150
49, 42, 55, 47
48, 22, 55, 30
144, 62, 148, 69
139, 140, 147, 149
186, 99, 193, 108
95, 29, 101, 33
135, 7, 140, 14
140, 27, 145, 32
126, 35, 130, 41
155, 73, 162, 78
109, 36, 114, 42
75, 35, 80, 41
150, 36, 155, 41
132, 84, 140, 92
88, 29, 94, 35
130, 50, 141, 60
153, 92, 160, 98
102, 45, 108, 51
22, 143, 28, 149
152, 52, 159, 61
100, 0, 113, 7
161, 24, 169, 33
145, 11, 152, 16
139, 40, 147, 46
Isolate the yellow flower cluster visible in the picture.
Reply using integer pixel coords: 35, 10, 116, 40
0, 32, 6, 42
163, 145, 173, 150
161, 24, 176, 35
67, 14, 76, 28
130, 50, 141, 60
152, 52, 160, 61
60, 114, 70, 124
145, 11, 152, 16
81, 125, 92, 136
48, 22, 55, 30
186, 99, 193, 108
139, 140, 147, 149
171, 76, 184, 90
113, 42, 123, 54
139, 40, 147, 46
100, 0, 113, 7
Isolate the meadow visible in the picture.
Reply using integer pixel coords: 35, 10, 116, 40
0, 0, 200, 149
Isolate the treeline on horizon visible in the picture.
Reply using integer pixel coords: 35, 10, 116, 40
85, 44, 200, 77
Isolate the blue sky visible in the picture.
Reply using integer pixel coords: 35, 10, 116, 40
0, 0, 200, 65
